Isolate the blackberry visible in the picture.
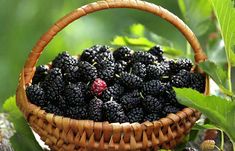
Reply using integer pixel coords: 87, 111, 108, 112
52, 51, 77, 72
65, 105, 88, 119
77, 61, 97, 82
113, 46, 133, 61
64, 65, 79, 83
103, 100, 128, 123
142, 80, 165, 96
176, 58, 193, 72
118, 72, 143, 89
148, 46, 164, 62
131, 51, 156, 65
42, 68, 64, 102
190, 73, 205, 93
168, 58, 193, 74
127, 107, 144, 123
146, 62, 170, 81
131, 62, 146, 78
95, 60, 115, 82
88, 98, 103, 122
63, 83, 86, 106
101, 83, 124, 102
115, 60, 128, 74
26, 84, 46, 107
57, 95, 67, 111
80, 47, 97, 63
167, 59, 179, 74
91, 78, 107, 96
80, 45, 110, 63
94, 51, 114, 64
32, 65, 49, 84
144, 113, 162, 122
146, 64, 164, 80
119, 90, 142, 111
161, 83, 177, 104
43, 103, 63, 116
162, 105, 180, 115
171, 69, 191, 88
142, 95, 163, 113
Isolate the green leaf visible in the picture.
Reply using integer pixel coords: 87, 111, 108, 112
111, 36, 155, 49
178, 0, 213, 36
174, 88, 235, 142
199, 60, 234, 96
3, 96, 43, 151
130, 24, 145, 37
193, 123, 220, 130
210, 0, 235, 66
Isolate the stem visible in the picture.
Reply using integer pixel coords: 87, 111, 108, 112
228, 62, 233, 94
220, 130, 224, 151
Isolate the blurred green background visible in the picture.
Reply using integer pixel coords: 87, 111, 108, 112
0, 0, 225, 104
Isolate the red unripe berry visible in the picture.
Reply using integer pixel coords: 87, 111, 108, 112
91, 78, 107, 96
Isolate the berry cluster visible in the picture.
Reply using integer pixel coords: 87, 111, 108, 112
26, 45, 205, 123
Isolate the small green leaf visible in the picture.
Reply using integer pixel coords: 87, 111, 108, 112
111, 36, 127, 46
130, 24, 145, 37
3, 96, 43, 151
174, 88, 235, 142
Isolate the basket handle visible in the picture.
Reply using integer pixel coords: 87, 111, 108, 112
23, 0, 207, 84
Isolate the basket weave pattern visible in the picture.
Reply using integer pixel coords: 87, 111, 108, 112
16, 0, 209, 150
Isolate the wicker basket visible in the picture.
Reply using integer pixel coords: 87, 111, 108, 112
16, 0, 210, 150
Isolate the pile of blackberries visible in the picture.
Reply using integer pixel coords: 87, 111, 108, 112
26, 45, 205, 123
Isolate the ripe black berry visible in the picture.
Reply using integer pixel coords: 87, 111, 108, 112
52, 51, 77, 72
144, 113, 162, 122
142, 95, 163, 113
168, 58, 193, 73
163, 105, 180, 115
43, 103, 64, 116
26, 84, 46, 107
190, 73, 205, 93
65, 105, 88, 119
42, 68, 64, 102
95, 60, 115, 82
119, 90, 142, 111
127, 107, 144, 123
171, 69, 191, 88
88, 98, 103, 122
115, 60, 128, 75
113, 46, 133, 61
101, 83, 124, 102
131, 62, 146, 78
32, 65, 49, 84
80, 45, 111, 64
148, 46, 164, 62
77, 61, 97, 82
142, 80, 165, 96
118, 72, 143, 89
63, 83, 86, 106
131, 51, 156, 65
103, 100, 128, 123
